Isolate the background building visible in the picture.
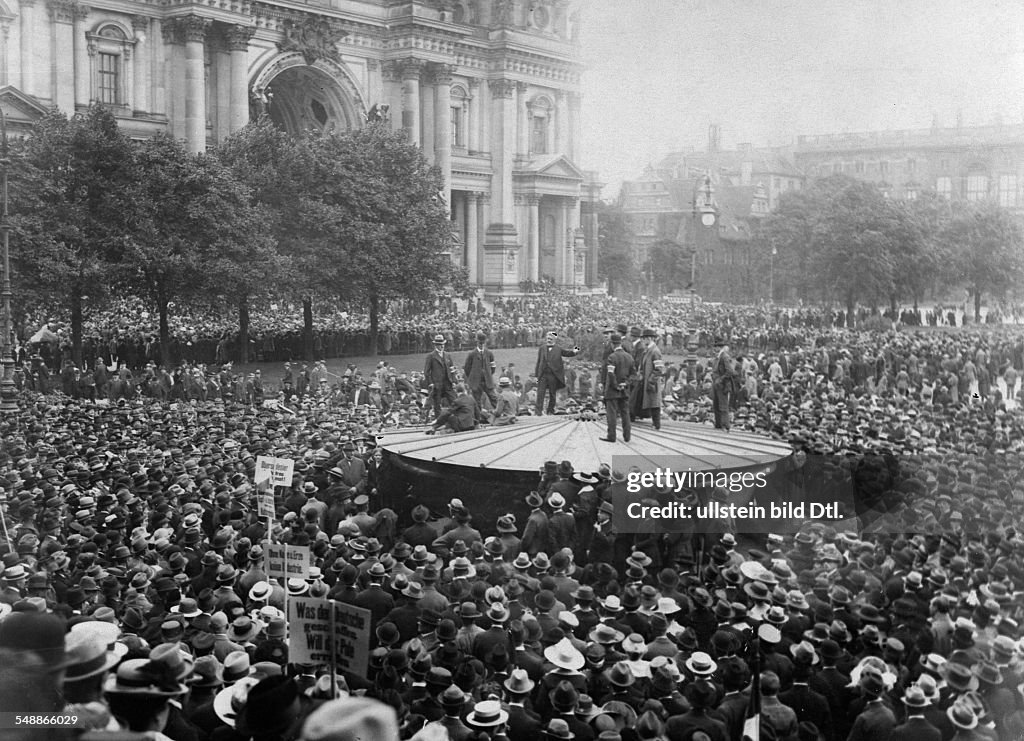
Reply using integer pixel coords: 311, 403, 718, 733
619, 120, 1024, 301
0, 0, 601, 295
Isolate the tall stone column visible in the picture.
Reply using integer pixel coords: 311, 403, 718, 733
0, 21, 9, 86
466, 191, 480, 284
162, 21, 184, 138
516, 81, 529, 157
150, 17, 165, 115
48, 0, 75, 112
210, 33, 230, 142
555, 90, 569, 155
557, 197, 568, 285
71, 5, 91, 109
467, 78, 480, 153
22, 0, 50, 100
569, 92, 581, 163
527, 194, 541, 283
400, 58, 423, 147
181, 14, 210, 153
226, 24, 253, 133
478, 76, 490, 153
487, 79, 516, 230
482, 79, 519, 289
131, 16, 150, 113
431, 63, 454, 209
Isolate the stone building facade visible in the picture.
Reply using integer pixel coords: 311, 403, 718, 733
0, 0, 602, 294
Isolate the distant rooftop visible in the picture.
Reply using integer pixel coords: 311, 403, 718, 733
795, 123, 1024, 151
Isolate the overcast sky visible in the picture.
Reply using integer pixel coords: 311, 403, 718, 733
578, 0, 1024, 197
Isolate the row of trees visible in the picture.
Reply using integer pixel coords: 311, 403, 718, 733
761, 175, 1024, 323
10, 106, 461, 365
596, 174, 1024, 319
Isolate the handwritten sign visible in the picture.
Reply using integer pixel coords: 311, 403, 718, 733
287, 597, 371, 677
257, 491, 275, 519
265, 543, 310, 581
255, 455, 294, 489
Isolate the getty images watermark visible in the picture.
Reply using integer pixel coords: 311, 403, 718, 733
610, 455, 846, 535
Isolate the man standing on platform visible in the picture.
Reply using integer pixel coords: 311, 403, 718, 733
534, 332, 580, 416
638, 328, 664, 430
601, 334, 634, 443
464, 331, 498, 420
712, 340, 737, 431
424, 334, 457, 418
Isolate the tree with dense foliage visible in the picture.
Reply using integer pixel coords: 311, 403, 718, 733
126, 134, 276, 364
761, 175, 904, 324
216, 118, 307, 361
942, 199, 1024, 323
298, 124, 456, 355
596, 202, 638, 296
9, 106, 137, 366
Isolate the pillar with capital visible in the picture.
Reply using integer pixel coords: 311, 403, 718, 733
22, 0, 50, 100
47, 0, 76, 112
482, 78, 519, 290
180, 14, 210, 153
516, 81, 529, 157
400, 58, 423, 147
71, 4, 90, 109
0, 20, 9, 87
467, 78, 480, 153
466, 191, 480, 284
527, 194, 541, 283
430, 63, 454, 209
162, 20, 185, 139
225, 24, 253, 133
131, 16, 151, 114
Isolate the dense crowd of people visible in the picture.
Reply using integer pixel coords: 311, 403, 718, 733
0, 294, 1023, 741
20, 292, 1024, 371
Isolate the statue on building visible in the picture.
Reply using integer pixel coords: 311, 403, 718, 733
494, 0, 514, 26
250, 85, 274, 118
279, 17, 348, 65
365, 104, 391, 125
568, 8, 581, 40
506, 249, 517, 273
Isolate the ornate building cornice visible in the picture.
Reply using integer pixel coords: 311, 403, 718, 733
47, 0, 87, 23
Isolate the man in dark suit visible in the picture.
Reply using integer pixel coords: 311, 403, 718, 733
464, 331, 498, 419
534, 331, 580, 416
424, 333, 457, 417
427, 385, 478, 434
890, 686, 941, 741
601, 334, 634, 443
779, 663, 833, 741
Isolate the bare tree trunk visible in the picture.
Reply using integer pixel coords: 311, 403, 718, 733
70, 285, 83, 368
369, 293, 379, 357
303, 296, 314, 361
238, 295, 250, 363
975, 287, 983, 324
158, 289, 171, 367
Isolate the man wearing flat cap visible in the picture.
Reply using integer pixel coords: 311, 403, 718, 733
535, 331, 580, 416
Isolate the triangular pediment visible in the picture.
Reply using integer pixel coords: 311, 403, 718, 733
0, 86, 50, 123
522, 154, 585, 180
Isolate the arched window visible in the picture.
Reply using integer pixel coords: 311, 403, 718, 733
528, 95, 553, 155
450, 85, 469, 149
88, 23, 134, 107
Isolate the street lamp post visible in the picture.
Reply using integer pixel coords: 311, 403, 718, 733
0, 112, 16, 412
769, 246, 777, 304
